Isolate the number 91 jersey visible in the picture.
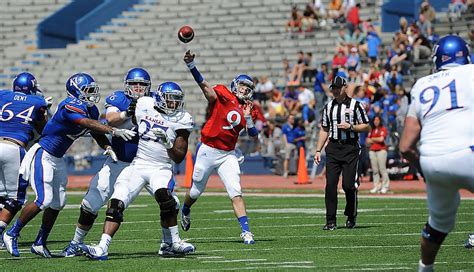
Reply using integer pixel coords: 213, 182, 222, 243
407, 64, 473, 156
134, 96, 194, 167
201, 85, 251, 151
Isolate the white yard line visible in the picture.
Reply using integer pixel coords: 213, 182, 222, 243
201, 258, 267, 263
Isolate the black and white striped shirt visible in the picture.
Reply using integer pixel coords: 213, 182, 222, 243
321, 96, 369, 140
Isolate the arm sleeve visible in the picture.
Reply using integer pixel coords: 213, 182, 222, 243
355, 102, 369, 124
63, 104, 88, 122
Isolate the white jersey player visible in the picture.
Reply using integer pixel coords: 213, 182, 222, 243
399, 35, 473, 272
59, 67, 154, 257
80, 82, 195, 260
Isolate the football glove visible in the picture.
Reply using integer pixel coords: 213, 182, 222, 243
111, 128, 136, 141
151, 128, 173, 149
103, 146, 118, 163
126, 99, 137, 117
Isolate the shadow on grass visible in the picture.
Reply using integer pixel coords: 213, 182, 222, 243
79, 251, 207, 261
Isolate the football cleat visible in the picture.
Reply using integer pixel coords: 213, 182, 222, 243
181, 212, 191, 231
345, 219, 356, 229
158, 242, 188, 257
31, 244, 53, 258
464, 234, 474, 249
240, 231, 255, 244
79, 244, 108, 261
3, 232, 20, 257
171, 240, 195, 254
58, 241, 83, 257
323, 223, 337, 231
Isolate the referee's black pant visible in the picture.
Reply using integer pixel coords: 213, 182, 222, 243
325, 140, 361, 224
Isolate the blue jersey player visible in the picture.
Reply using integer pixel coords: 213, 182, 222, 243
59, 67, 153, 257
0, 72, 48, 247
3, 73, 136, 258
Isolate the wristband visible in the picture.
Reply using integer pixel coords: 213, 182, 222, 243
187, 61, 204, 83
119, 111, 129, 120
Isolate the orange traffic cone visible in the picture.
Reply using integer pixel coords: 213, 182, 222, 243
183, 151, 193, 188
295, 146, 311, 184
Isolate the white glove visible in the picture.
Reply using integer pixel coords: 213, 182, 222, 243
151, 128, 173, 149
111, 128, 136, 141
45, 96, 53, 108
103, 146, 118, 163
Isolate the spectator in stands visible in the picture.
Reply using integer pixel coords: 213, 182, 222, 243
284, 84, 300, 113
297, 86, 315, 125
346, 3, 361, 34
449, 0, 467, 20
289, 51, 306, 84
314, 62, 329, 115
336, 28, 351, 53
268, 88, 287, 120
282, 114, 298, 178
390, 42, 412, 75
386, 65, 403, 91
349, 27, 366, 50
412, 30, 432, 61
302, 52, 316, 82
293, 118, 307, 150
360, 25, 381, 64
302, 3, 317, 33
420, 0, 436, 23
346, 47, 361, 71
367, 115, 390, 194
314, 0, 328, 27
395, 88, 409, 137
255, 76, 274, 105
332, 49, 347, 76
286, 5, 303, 35
417, 14, 433, 39
328, 0, 343, 22
399, 17, 409, 36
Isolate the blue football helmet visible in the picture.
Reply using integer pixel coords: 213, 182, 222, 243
230, 74, 254, 101
66, 73, 100, 106
12, 72, 40, 95
432, 35, 471, 71
154, 81, 184, 116
124, 67, 151, 99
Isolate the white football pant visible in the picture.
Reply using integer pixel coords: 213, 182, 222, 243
0, 142, 27, 203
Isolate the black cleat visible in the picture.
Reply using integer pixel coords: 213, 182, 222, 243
323, 223, 337, 231
345, 218, 356, 229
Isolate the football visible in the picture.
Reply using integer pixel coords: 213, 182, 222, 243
178, 25, 194, 43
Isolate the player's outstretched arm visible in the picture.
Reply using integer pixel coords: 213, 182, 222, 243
183, 50, 217, 103
73, 118, 136, 141
167, 129, 190, 164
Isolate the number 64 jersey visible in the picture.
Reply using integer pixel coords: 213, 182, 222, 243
407, 64, 473, 157
134, 96, 194, 168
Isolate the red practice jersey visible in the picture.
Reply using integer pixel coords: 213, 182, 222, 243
201, 84, 256, 151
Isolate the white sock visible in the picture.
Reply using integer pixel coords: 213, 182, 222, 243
169, 225, 180, 244
72, 227, 88, 244
162, 227, 172, 244
0, 220, 8, 231
418, 260, 434, 272
98, 233, 112, 252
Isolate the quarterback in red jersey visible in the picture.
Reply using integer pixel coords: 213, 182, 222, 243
181, 50, 258, 244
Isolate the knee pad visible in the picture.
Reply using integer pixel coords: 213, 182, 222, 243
154, 188, 177, 218
3, 198, 22, 214
78, 206, 98, 226
105, 199, 125, 223
422, 223, 448, 245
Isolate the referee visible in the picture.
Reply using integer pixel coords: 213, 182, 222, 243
314, 76, 370, 230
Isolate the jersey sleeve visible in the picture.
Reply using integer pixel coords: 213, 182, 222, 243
213, 84, 233, 103
63, 102, 89, 122
355, 101, 370, 124
105, 91, 129, 112
176, 112, 195, 132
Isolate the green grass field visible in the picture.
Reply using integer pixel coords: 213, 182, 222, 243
1, 193, 473, 271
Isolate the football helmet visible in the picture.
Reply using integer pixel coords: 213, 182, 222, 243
124, 67, 151, 99
66, 73, 100, 106
12, 72, 40, 95
154, 81, 184, 116
230, 74, 254, 101
432, 35, 471, 71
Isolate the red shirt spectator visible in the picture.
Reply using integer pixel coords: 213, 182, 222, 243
347, 4, 360, 27
332, 50, 347, 69
367, 121, 387, 151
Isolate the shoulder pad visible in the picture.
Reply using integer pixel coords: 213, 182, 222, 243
105, 90, 129, 111
213, 84, 234, 101
177, 111, 194, 131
